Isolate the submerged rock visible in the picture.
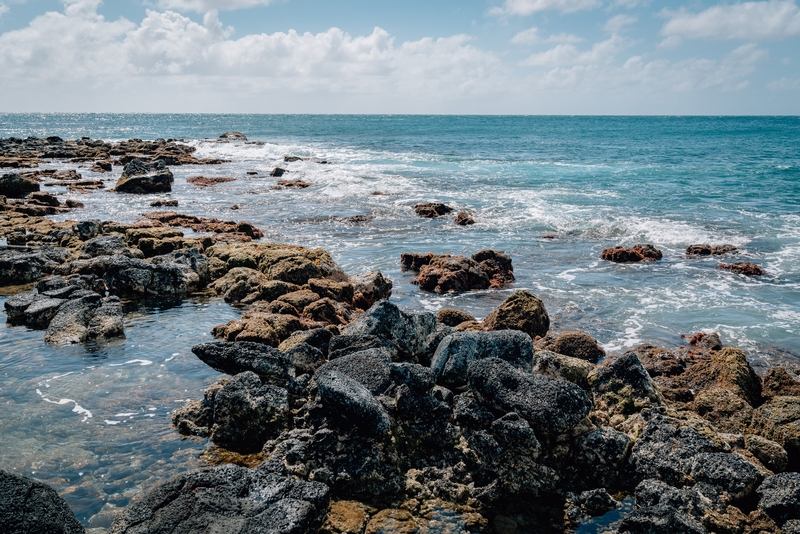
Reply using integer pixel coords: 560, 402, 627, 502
107, 465, 329, 534
0, 470, 85, 534
219, 131, 248, 140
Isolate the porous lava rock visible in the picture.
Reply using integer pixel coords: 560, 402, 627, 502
686, 244, 738, 255
413, 203, 453, 218
436, 308, 476, 327
482, 290, 549, 339
535, 331, 606, 363
0, 172, 39, 198
114, 159, 173, 194
0, 470, 85, 534
400, 250, 514, 293
455, 211, 475, 225
601, 244, 663, 263
718, 262, 764, 275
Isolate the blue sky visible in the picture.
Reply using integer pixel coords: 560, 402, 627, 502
0, 0, 798, 113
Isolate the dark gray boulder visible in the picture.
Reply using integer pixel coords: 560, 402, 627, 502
757, 472, 800, 524
23, 296, 67, 326
467, 357, 592, 435
0, 246, 71, 286
0, 172, 39, 198
315, 348, 392, 395
588, 352, 663, 415
342, 300, 446, 364
689, 452, 763, 500
107, 465, 328, 534
74, 252, 206, 295
328, 334, 399, 361
81, 235, 142, 258
45, 294, 124, 344
431, 330, 534, 388
114, 159, 173, 194
191, 341, 293, 384
314, 369, 391, 437
0, 470, 84, 534
4, 289, 37, 322
72, 220, 100, 241
618, 503, 708, 534
574, 427, 632, 487
283, 342, 326, 374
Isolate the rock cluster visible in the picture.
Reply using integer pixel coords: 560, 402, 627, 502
718, 262, 765, 276
687, 243, 739, 255
414, 203, 454, 218
601, 244, 663, 263
158, 294, 800, 534
400, 250, 515, 293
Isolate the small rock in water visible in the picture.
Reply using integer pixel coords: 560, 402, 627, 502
601, 244, 663, 263
414, 202, 454, 218
455, 211, 476, 225
230, 204, 240, 210
686, 243, 738, 255
284, 156, 304, 162
150, 199, 178, 207
114, 159, 173, 194
276, 179, 312, 189
219, 131, 247, 140
718, 262, 764, 275
187, 176, 236, 187
270, 167, 288, 177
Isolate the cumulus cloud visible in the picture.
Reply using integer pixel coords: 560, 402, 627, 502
519, 34, 631, 67
661, 0, 800, 40
489, 0, 601, 16
604, 14, 636, 33
157, 0, 275, 12
510, 27, 583, 44
0, 4, 9, 18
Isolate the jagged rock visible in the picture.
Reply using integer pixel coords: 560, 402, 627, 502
270, 167, 288, 177
279, 289, 321, 310
467, 357, 592, 435
327, 334, 399, 361
573, 427, 632, 487
414, 203, 453, 218
455, 211, 475, 226
0, 173, 39, 198
0, 470, 85, 534
342, 300, 445, 364
482, 290, 549, 339
284, 343, 327, 374
535, 331, 606, 363
619, 480, 708, 534
107, 465, 329, 534
681, 347, 762, 407
27, 191, 60, 207
746, 435, 789, 473
0, 246, 71, 286
400, 251, 514, 293
314, 369, 391, 437
114, 159, 173, 194
308, 278, 354, 304
718, 262, 764, 275
689, 452, 763, 500
601, 244, 663, 263
436, 308, 476, 327
45, 294, 124, 344
315, 349, 392, 395
762, 368, 800, 398
72, 220, 101, 240
750, 396, 800, 470
278, 328, 334, 355
431, 330, 534, 389
82, 235, 143, 258
588, 352, 663, 418
758, 472, 800, 524
212, 310, 306, 346
220, 131, 248, 140
191, 341, 294, 384
532, 350, 596, 391
350, 270, 392, 310
211, 267, 298, 304
686, 244, 738, 256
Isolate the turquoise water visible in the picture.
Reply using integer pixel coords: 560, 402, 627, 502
1, 115, 799, 529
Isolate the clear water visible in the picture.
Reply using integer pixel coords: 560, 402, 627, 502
1, 115, 799, 530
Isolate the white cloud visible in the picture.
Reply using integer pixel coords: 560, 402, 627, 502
510, 27, 583, 44
157, 0, 275, 12
767, 77, 800, 90
604, 14, 636, 33
520, 34, 631, 67
0, 5, 9, 18
489, 0, 601, 16
661, 0, 800, 40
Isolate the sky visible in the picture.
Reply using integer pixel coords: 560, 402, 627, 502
0, 0, 798, 114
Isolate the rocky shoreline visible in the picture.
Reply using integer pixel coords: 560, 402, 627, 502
1, 136, 797, 534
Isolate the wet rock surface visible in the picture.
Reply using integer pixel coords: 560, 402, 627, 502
414, 203, 453, 218
601, 244, 663, 263
0, 470, 85, 534
114, 159, 174, 194
401, 250, 514, 293
718, 261, 765, 275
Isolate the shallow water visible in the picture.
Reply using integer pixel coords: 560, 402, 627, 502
1, 115, 799, 530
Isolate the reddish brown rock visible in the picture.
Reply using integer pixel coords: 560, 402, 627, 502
718, 262, 764, 275
535, 331, 606, 363
275, 179, 312, 189
483, 290, 549, 338
455, 211, 475, 226
413, 203, 453, 218
763, 368, 800, 399
686, 244, 738, 255
601, 244, 663, 263
89, 160, 113, 172
187, 176, 236, 187
144, 211, 263, 239
436, 308, 477, 327
401, 250, 514, 293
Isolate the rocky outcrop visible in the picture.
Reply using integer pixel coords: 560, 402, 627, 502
114, 159, 174, 194
601, 244, 663, 263
400, 250, 514, 293
455, 211, 475, 225
535, 331, 606, 363
413, 203, 453, 218
718, 262, 764, 275
107, 465, 329, 534
0, 173, 40, 198
0, 470, 85, 534
482, 290, 550, 339
0, 246, 71, 286
436, 308, 476, 327
686, 244, 738, 255
219, 131, 248, 140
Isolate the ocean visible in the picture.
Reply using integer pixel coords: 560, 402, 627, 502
1, 114, 799, 529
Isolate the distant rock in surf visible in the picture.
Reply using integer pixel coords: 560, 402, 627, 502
687, 244, 738, 255
114, 159, 173, 194
601, 244, 662, 263
219, 131, 247, 140
414, 203, 453, 218
718, 262, 764, 276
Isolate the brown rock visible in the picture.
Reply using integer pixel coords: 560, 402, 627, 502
686, 244, 738, 255
187, 176, 236, 187
483, 290, 549, 338
321, 501, 369, 534
682, 347, 762, 407
413, 203, 453, 218
436, 308, 477, 327
308, 278, 354, 304
402, 250, 514, 293
212, 311, 306, 346
686, 331, 723, 351
365, 509, 418, 534
150, 199, 179, 207
718, 262, 764, 275
745, 434, 789, 473
763, 368, 800, 399
455, 211, 475, 225
278, 289, 321, 310
472, 249, 515, 287
453, 320, 484, 332
350, 271, 393, 310
276, 179, 312, 189
750, 396, 800, 470
89, 161, 113, 173
535, 331, 606, 363
304, 298, 346, 325
694, 387, 754, 433
601, 244, 663, 263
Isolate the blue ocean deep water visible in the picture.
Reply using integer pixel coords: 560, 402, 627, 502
0, 114, 798, 529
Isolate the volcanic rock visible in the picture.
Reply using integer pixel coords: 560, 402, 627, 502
601, 244, 663, 263
114, 159, 173, 194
